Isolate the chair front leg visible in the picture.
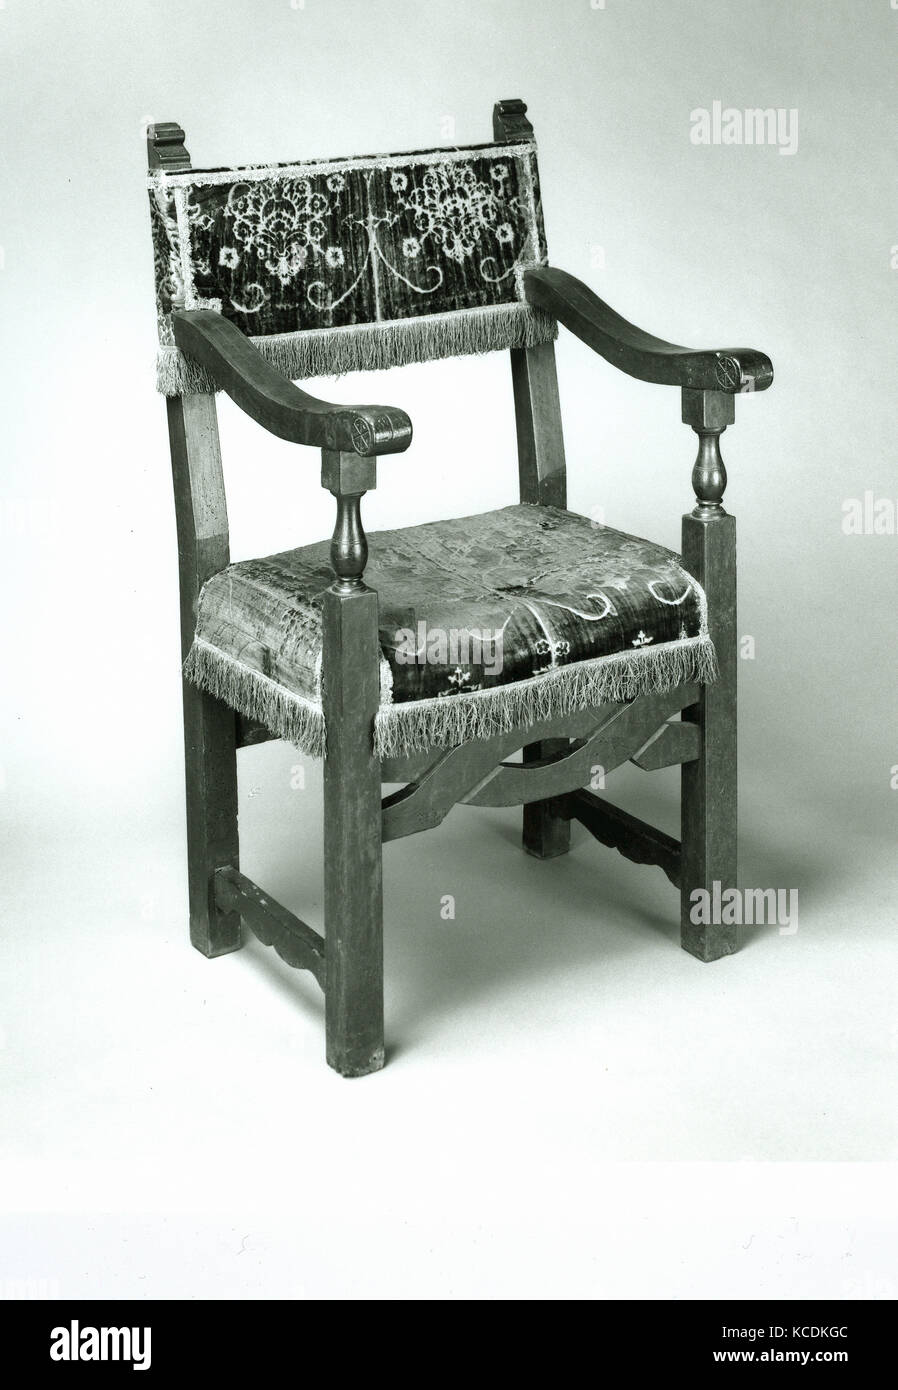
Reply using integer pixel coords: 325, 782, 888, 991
321, 451, 385, 1077
680, 390, 738, 962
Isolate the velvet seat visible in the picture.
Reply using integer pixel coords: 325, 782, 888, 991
185, 504, 715, 758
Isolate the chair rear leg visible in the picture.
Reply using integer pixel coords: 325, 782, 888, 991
522, 740, 572, 858
680, 400, 737, 962
167, 392, 241, 958
182, 681, 243, 957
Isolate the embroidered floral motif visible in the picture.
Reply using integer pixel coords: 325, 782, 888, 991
532, 638, 553, 675
400, 162, 525, 269
531, 635, 571, 675
149, 144, 548, 344
223, 178, 339, 286
441, 666, 482, 696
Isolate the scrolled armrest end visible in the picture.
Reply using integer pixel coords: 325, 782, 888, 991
523, 266, 773, 396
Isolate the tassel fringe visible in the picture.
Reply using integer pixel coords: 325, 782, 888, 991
183, 634, 717, 762
183, 640, 326, 759
157, 303, 558, 395
374, 638, 717, 757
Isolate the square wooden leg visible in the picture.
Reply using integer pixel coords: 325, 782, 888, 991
522, 740, 572, 858
322, 584, 385, 1077
182, 682, 242, 958
680, 508, 737, 962
168, 392, 241, 958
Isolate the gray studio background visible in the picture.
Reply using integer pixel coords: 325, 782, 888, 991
1, 0, 895, 1299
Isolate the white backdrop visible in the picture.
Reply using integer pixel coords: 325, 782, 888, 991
1, 0, 895, 1300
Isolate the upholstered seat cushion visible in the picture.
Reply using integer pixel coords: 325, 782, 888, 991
185, 504, 715, 758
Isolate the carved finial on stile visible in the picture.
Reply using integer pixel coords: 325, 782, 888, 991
492, 99, 534, 143
147, 122, 191, 172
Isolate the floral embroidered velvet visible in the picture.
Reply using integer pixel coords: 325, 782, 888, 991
185, 505, 714, 757
148, 142, 551, 359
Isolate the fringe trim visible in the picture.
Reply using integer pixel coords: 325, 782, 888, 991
183, 634, 717, 763
374, 637, 717, 757
156, 303, 558, 395
183, 640, 326, 759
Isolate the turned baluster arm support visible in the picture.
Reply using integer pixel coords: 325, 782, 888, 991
321, 450, 376, 591
681, 388, 734, 516
170, 307, 409, 594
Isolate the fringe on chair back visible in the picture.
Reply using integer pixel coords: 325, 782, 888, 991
147, 140, 557, 393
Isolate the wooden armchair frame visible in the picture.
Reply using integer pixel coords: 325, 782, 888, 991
150, 100, 772, 1076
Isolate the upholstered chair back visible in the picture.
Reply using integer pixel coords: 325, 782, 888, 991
148, 138, 556, 394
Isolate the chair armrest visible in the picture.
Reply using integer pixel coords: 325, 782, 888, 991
524, 267, 773, 394
172, 310, 413, 455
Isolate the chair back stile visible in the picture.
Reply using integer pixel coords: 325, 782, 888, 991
149, 123, 231, 657
492, 101, 568, 512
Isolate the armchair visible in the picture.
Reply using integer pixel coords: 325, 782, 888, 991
147, 98, 772, 1076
